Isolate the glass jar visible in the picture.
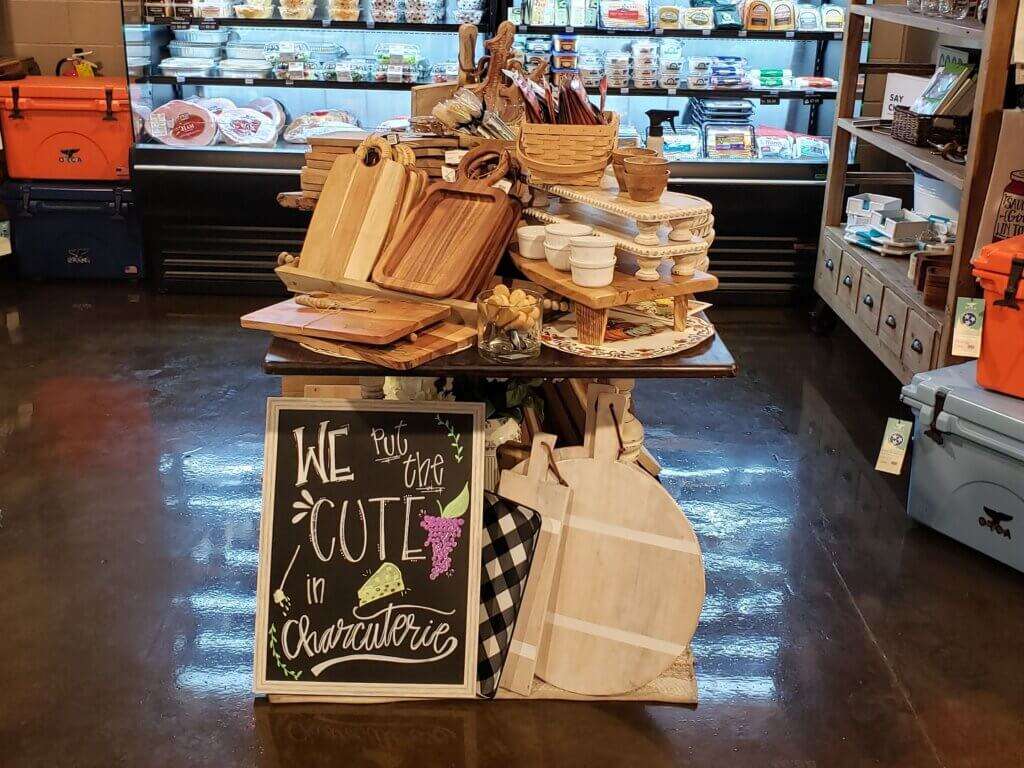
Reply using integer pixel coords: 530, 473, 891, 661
906, 0, 922, 11
477, 286, 543, 362
920, 0, 940, 15
938, 0, 972, 19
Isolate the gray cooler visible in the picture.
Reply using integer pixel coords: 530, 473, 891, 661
901, 362, 1024, 572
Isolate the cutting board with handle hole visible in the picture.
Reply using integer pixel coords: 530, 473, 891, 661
278, 322, 477, 370
534, 391, 705, 696
240, 291, 450, 345
373, 148, 516, 299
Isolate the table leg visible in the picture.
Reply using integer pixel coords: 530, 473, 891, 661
605, 378, 645, 463
573, 303, 608, 346
360, 377, 386, 400
668, 219, 693, 243
673, 295, 689, 331
634, 221, 662, 247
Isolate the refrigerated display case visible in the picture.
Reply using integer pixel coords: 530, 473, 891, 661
121, 0, 487, 292
505, 1, 844, 300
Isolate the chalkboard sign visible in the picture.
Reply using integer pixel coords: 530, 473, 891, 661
254, 398, 485, 698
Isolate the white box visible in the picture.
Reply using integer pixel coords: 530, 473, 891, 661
868, 208, 929, 242
846, 193, 902, 215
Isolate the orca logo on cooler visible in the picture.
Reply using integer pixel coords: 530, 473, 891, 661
978, 506, 1013, 539
59, 148, 82, 164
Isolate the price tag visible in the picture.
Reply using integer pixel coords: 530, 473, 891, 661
322, 18, 331, 26
951, 297, 985, 358
702, 28, 711, 36
199, 18, 218, 29
171, 21, 190, 30
619, 87, 629, 94
285, 79, 294, 85
145, 16, 155, 23
760, 92, 780, 105
803, 92, 823, 105
175, 74, 186, 83
441, 165, 457, 182
876, 418, 913, 474
518, 24, 527, 32
287, 61, 304, 73
833, 31, 842, 39
387, 64, 404, 82
785, 30, 794, 37
244, 77, 254, 85
739, 29, 748, 36
565, 25, 574, 32
385, 132, 400, 145
655, 27, 664, 35
366, 19, 375, 28
666, 87, 677, 95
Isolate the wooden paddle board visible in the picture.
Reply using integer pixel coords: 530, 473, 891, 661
241, 293, 451, 345
297, 152, 359, 277
534, 392, 705, 696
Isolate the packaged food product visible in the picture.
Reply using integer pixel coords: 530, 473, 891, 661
454, 8, 484, 22
681, 6, 713, 28
158, 57, 217, 76
193, 0, 234, 17
168, 40, 224, 59
713, 5, 742, 27
172, 26, 230, 43
687, 73, 710, 88
274, 61, 316, 79
770, 0, 795, 29
283, 109, 362, 143
374, 43, 421, 66
216, 107, 278, 146
307, 43, 346, 63
754, 125, 794, 158
331, 57, 374, 81
225, 41, 267, 59
280, 3, 316, 18
552, 53, 579, 69
432, 61, 459, 82
329, 0, 362, 19
705, 124, 756, 158
820, 4, 844, 30
553, 34, 579, 52
187, 96, 236, 115
795, 4, 820, 29
663, 126, 702, 159
744, 0, 771, 28
146, 99, 218, 146
658, 71, 681, 87
792, 133, 830, 160
233, 3, 274, 17
599, 0, 651, 29
657, 5, 681, 27
247, 96, 287, 131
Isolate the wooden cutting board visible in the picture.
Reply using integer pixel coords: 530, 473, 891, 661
341, 150, 407, 281
373, 150, 515, 299
240, 292, 450, 345
278, 322, 477, 370
535, 391, 705, 696
297, 152, 359, 277
497, 433, 573, 696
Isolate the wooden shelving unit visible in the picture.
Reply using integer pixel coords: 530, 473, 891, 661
814, 0, 1018, 383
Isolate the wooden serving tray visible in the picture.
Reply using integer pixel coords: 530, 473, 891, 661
534, 184, 713, 223
241, 293, 451, 346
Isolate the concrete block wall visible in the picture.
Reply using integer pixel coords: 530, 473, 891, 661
0, 0, 127, 76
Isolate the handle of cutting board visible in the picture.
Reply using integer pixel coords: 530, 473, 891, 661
456, 146, 511, 186
458, 23, 478, 84
355, 135, 394, 167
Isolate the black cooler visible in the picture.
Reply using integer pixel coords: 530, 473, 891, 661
1, 182, 142, 280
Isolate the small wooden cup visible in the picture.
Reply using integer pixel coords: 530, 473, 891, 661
624, 166, 669, 202
612, 147, 657, 193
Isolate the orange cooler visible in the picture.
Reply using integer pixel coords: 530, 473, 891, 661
972, 235, 1024, 399
0, 76, 132, 181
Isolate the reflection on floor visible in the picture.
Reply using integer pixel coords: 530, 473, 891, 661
0, 282, 1021, 768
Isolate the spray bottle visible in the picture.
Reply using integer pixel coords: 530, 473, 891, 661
645, 109, 679, 156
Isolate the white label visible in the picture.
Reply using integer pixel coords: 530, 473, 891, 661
702, 28, 711, 35
951, 297, 984, 358
287, 61, 304, 74
335, 62, 353, 82
149, 112, 168, 137
667, 87, 677, 95
386, 64, 404, 82
441, 165, 456, 182
876, 418, 912, 475
785, 30, 794, 37
565, 25, 574, 32
322, 18, 331, 26
175, 75, 186, 83
738, 29, 747, 36
620, 87, 629, 94
244, 77, 254, 85
655, 27, 664, 35
279, 41, 296, 53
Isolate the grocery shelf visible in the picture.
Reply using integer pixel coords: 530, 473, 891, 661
142, 18, 480, 32
515, 24, 843, 40
137, 75, 422, 89
837, 117, 965, 189
847, 4, 985, 42
592, 86, 837, 100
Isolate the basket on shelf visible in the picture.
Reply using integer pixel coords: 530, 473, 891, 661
516, 112, 619, 187
890, 105, 969, 148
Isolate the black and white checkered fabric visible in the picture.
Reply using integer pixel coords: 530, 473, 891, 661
477, 491, 542, 698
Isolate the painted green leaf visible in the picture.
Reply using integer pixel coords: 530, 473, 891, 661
439, 482, 470, 518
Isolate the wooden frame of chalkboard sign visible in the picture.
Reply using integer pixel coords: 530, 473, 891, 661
254, 398, 485, 699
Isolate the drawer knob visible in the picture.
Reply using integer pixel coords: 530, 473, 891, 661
825, 258, 834, 270
862, 294, 874, 308
911, 338, 924, 354
885, 314, 897, 328
842, 275, 853, 287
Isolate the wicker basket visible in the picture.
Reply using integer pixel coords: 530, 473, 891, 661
516, 112, 619, 187
891, 105, 969, 148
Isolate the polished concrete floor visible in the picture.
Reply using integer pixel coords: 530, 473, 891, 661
0, 281, 1021, 768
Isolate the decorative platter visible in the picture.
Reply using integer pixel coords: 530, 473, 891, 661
541, 310, 716, 360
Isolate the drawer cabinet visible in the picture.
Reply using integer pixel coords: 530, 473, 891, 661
877, 289, 909, 356
815, 239, 843, 295
902, 310, 937, 375
855, 269, 884, 333
837, 249, 863, 313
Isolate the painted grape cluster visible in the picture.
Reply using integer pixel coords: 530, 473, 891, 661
420, 515, 464, 580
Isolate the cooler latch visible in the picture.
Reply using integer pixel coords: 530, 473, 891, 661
994, 257, 1023, 310
9, 86, 23, 119
103, 88, 116, 121
112, 187, 125, 219
924, 391, 946, 445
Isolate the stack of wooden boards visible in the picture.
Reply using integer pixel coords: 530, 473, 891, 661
297, 132, 460, 206
240, 291, 477, 370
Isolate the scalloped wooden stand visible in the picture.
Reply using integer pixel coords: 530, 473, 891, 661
512, 253, 718, 345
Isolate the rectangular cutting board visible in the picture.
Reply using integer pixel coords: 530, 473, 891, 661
278, 322, 477, 370
240, 294, 451, 346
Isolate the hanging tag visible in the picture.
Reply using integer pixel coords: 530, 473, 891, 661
951, 297, 984, 358
441, 165, 457, 182
875, 418, 913, 475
